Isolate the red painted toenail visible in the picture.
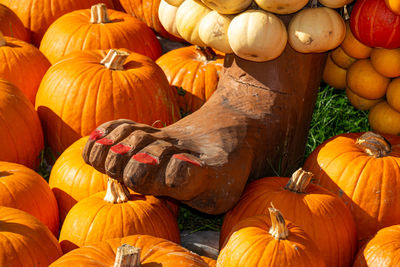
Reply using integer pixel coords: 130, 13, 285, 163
96, 138, 114, 145
173, 154, 201, 167
111, 143, 132, 155
89, 129, 103, 140
133, 153, 158, 165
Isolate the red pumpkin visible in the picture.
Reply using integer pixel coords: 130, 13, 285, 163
350, 0, 400, 49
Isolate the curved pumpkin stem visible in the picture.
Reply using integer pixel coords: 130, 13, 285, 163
104, 178, 130, 203
90, 3, 111, 24
101, 49, 130, 71
284, 168, 314, 193
0, 32, 6, 47
114, 244, 141, 267
195, 46, 217, 61
268, 204, 289, 240
355, 131, 391, 158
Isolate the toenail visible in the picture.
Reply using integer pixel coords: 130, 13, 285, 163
173, 154, 201, 167
132, 153, 158, 165
96, 138, 114, 145
89, 129, 104, 140
110, 143, 132, 155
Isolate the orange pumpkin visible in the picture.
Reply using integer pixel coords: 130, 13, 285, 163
35, 49, 179, 156
0, 33, 50, 104
0, 79, 43, 169
51, 235, 208, 266
386, 77, 400, 112
303, 132, 400, 245
346, 87, 382, 111
353, 225, 400, 267
0, 4, 29, 42
39, 4, 161, 64
220, 168, 356, 267
341, 21, 372, 59
0, 0, 114, 46
370, 48, 400, 78
385, 0, 400, 15
331, 46, 356, 69
156, 46, 224, 114
0, 206, 62, 266
0, 162, 59, 237
323, 54, 347, 90
218, 207, 326, 266
201, 256, 216, 267
369, 101, 400, 135
59, 178, 180, 253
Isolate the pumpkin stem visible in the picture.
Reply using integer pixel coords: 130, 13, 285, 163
310, 0, 318, 8
0, 31, 6, 47
342, 5, 350, 20
268, 203, 289, 240
104, 178, 130, 203
90, 3, 111, 24
195, 46, 217, 61
114, 244, 141, 267
284, 168, 313, 193
355, 132, 391, 158
100, 49, 130, 71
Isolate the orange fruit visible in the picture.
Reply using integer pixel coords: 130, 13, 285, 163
369, 101, 400, 135
386, 77, 400, 113
341, 21, 372, 59
331, 46, 356, 69
346, 87, 382, 110
323, 54, 347, 90
370, 48, 400, 78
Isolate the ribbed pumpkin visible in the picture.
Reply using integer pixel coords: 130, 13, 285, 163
119, 0, 181, 41
220, 169, 356, 267
0, 33, 50, 104
49, 136, 179, 223
0, 4, 29, 42
303, 132, 400, 244
35, 49, 179, 156
156, 45, 224, 114
200, 0, 252, 14
0, 206, 62, 266
369, 101, 400, 135
350, 0, 400, 49
218, 207, 326, 267
59, 178, 180, 253
0, 162, 59, 237
0, 0, 113, 47
255, 0, 309, 14
0, 0, 113, 46
51, 235, 208, 267
353, 225, 400, 267
0, 79, 43, 169
39, 4, 161, 64
158, 0, 181, 39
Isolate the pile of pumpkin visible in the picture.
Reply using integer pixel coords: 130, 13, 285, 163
322, 0, 400, 135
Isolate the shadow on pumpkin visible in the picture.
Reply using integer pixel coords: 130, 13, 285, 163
51, 188, 78, 224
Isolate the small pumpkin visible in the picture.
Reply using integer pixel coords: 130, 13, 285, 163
331, 46, 356, 69
51, 235, 208, 267
0, 79, 44, 169
346, 59, 390, 100
0, 162, 59, 237
59, 178, 180, 253
323, 54, 347, 90
218, 207, 326, 266
385, 0, 400, 15
228, 9, 287, 62
165, 0, 184, 5
0, 33, 50, 104
200, 0, 252, 14
346, 87, 383, 111
220, 168, 356, 267
353, 224, 400, 267
0, 0, 114, 46
288, 7, 345, 53
350, 0, 400, 49
40, 4, 161, 64
158, 0, 181, 39
370, 48, 400, 78
303, 132, 400, 244
386, 77, 400, 112
369, 101, 400, 135
255, 0, 309, 14
341, 21, 372, 59
0, 4, 29, 42
0, 206, 62, 266
35, 49, 179, 156
156, 45, 224, 114
319, 0, 353, 8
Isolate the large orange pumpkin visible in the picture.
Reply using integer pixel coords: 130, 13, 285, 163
0, 0, 113, 46
0, 4, 29, 42
220, 168, 356, 267
35, 49, 179, 156
59, 178, 180, 253
0, 162, 59, 237
51, 235, 208, 266
39, 4, 161, 64
0, 206, 62, 266
218, 207, 326, 266
0, 79, 43, 169
156, 46, 224, 114
303, 132, 400, 245
0, 33, 50, 104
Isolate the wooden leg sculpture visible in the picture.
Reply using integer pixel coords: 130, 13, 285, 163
82, 44, 326, 214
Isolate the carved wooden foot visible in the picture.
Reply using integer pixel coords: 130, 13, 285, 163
83, 43, 326, 214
